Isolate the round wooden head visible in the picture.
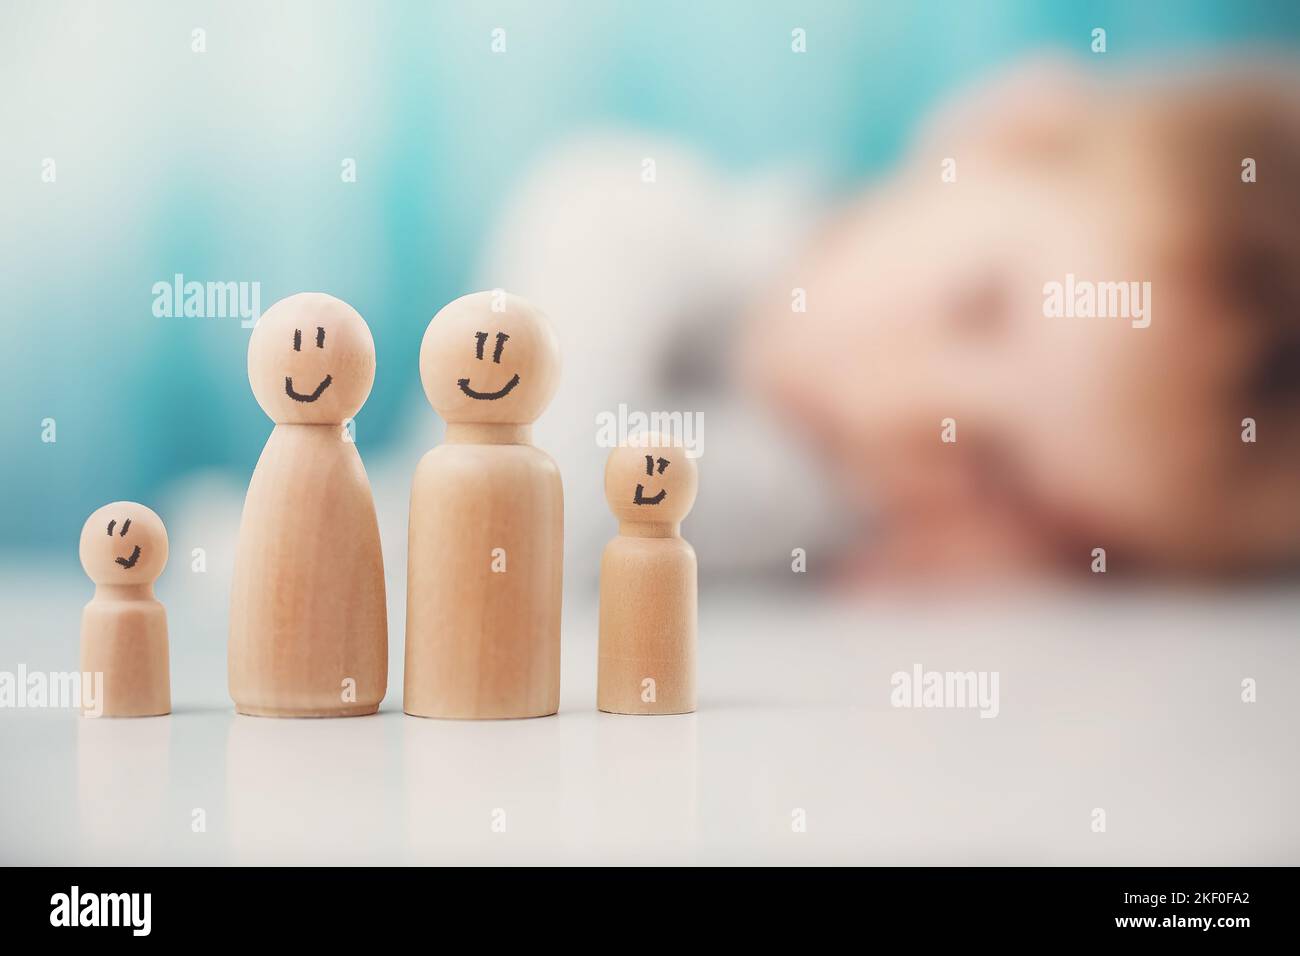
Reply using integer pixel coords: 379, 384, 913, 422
604, 434, 698, 526
79, 501, 168, 584
248, 293, 376, 424
419, 291, 561, 425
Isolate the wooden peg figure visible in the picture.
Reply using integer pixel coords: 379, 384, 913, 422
405, 291, 563, 719
229, 293, 387, 717
598, 435, 699, 715
79, 502, 171, 717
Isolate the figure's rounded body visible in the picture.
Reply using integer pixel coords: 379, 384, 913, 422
404, 291, 564, 719
79, 501, 172, 718
596, 435, 700, 715
80, 597, 170, 717
598, 534, 697, 715
404, 441, 563, 719
229, 424, 387, 717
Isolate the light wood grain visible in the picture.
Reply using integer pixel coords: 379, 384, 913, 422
79, 502, 171, 717
405, 292, 563, 719
405, 437, 563, 718
229, 293, 387, 718
598, 436, 699, 715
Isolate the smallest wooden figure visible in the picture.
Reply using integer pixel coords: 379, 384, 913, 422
598, 435, 698, 715
78, 502, 170, 717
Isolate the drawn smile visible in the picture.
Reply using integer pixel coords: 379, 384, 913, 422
633, 454, 671, 505
457, 374, 520, 401
285, 375, 333, 402
115, 545, 141, 569
633, 485, 667, 506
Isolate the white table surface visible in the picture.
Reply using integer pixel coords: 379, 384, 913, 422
2, 564, 1296, 866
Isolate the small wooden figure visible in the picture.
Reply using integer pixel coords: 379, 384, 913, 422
229, 293, 387, 717
405, 291, 563, 719
79, 502, 171, 717
598, 435, 698, 715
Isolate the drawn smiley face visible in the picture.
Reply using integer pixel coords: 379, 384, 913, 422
79, 502, 169, 584
458, 330, 520, 400
248, 293, 376, 424
634, 454, 672, 506
285, 324, 332, 403
605, 435, 698, 526
420, 291, 561, 425
107, 516, 141, 568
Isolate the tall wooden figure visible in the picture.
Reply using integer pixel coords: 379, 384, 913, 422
79, 502, 171, 717
405, 291, 563, 719
598, 436, 698, 715
229, 293, 387, 717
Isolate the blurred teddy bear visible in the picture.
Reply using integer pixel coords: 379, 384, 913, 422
477, 134, 847, 587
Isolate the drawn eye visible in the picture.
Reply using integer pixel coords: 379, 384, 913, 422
106, 520, 116, 536
474, 331, 489, 360
492, 332, 509, 364
293, 328, 302, 352
644, 455, 654, 476
656, 457, 669, 474
119, 518, 131, 537
316, 326, 325, 348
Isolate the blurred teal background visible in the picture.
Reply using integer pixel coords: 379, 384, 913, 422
3, 0, 1299, 552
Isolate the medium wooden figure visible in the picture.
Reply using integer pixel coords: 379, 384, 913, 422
405, 291, 563, 719
598, 435, 699, 715
79, 502, 171, 717
229, 293, 387, 717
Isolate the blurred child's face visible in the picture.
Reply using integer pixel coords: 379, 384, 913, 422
745, 82, 1265, 577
